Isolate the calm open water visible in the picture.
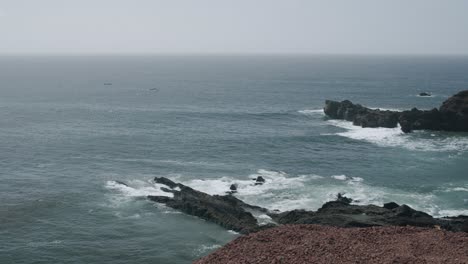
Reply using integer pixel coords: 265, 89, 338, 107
1, 55, 468, 263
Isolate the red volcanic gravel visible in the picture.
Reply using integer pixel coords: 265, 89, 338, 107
194, 225, 468, 264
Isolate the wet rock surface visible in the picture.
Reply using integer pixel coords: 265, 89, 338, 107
324, 90, 468, 133
270, 200, 468, 232
146, 177, 468, 234
194, 225, 468, 264
148, 177, 268, 234
324, 99, 400, 128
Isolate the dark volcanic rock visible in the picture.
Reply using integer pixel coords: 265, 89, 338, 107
268, 199, 468, 232
254, 176, 265, 185
383, 202, 400, 210
227, 184, 238, 194
145, 178, 468, 234
148, 177, 269, 234
324, 100, 400, 128
439, 90, 468, 131
398, 107, 444, 133
336, 193, 352, 205
325, 90, 468, 133
229, 184, 237, 191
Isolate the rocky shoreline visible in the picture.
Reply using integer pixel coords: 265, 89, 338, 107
124, 177, 468, 234
142, 177, 467, 262
324, 90, 468, 133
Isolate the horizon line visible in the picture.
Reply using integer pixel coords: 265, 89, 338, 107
1, 52, 468, 57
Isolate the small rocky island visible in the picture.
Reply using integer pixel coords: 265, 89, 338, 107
324, 90, 468, 133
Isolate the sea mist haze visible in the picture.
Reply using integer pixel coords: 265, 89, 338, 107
1, 55, 468, 263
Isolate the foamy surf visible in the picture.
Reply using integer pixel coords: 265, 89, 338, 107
105, 180, 174, 198
326, 119, 468, 152
298, 109, 324, 115
104, 170, 467, 219
179, 169, 309, 196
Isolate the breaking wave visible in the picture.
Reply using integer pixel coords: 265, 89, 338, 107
298, 109, 324, 115
104, 169, 468, 218
326, 120, 468, 152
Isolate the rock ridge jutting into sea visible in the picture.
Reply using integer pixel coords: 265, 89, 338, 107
324, 90, 468, 133
120, 177, 468, 234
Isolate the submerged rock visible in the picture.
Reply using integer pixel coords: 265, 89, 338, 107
324, 90, 468, 133
419, 92, 432, 97
227, 184, 238, 194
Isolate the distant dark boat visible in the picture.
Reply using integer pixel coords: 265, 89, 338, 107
418, 92, 432, 97
149, 88, 159, 92
104, 83, 112, 86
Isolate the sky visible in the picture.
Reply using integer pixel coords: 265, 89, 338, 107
1, 0, 468, 54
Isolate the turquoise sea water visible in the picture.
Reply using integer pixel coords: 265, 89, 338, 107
1, 55, 468, 263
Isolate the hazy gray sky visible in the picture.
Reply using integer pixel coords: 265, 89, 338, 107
1, 0, 468, 54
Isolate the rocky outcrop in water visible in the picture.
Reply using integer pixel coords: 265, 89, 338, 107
271, 199, 468, 232
419, 92, 432, 97
147, 177, 270, 234
144, 177, 468, 233
324, 90, 468, 133
324, 100, 400, 128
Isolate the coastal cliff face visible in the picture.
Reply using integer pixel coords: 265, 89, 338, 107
324, 90, 468, 133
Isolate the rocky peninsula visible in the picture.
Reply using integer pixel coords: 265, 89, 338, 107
324, 90, 468, 133
136, 177, 468, 262
125, 177, 468, 234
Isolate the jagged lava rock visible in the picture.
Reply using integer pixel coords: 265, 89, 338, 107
144, 178, 468, 234
325, 90, 468, 133
147, 177, 269, 234
324, 100, 400, 128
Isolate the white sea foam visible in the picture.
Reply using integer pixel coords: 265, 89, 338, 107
104, 170, 466, 220
434, 209, 468, 217
174, 170, 452, 216
331, 175, 347, 181
105, 180, 174, 198
440, 187, 468, 192
326, 120, 468, 152
180, 169, 309, 196
195, 244, 222, 254
369, 107, 403, 112
298, 109, 324, 115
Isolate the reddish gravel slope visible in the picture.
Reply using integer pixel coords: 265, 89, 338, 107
195, 225, 468, 264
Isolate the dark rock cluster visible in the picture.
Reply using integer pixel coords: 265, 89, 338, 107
324, 100, 400, 128
271, 199, 468, 232
324, 90, 468, 133
147, 177, 269, 234
142, 177, 468, 234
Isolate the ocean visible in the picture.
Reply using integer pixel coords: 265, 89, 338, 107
1, 55, 468, 263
